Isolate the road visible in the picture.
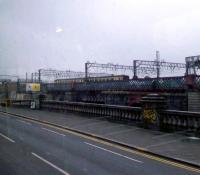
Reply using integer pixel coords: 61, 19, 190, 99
0, 112, 199, 175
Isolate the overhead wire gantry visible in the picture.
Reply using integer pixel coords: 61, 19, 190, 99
85, 60, 186, 79
34, 69, 111, 83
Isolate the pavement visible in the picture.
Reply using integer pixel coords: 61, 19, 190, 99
0, 107, 199, 175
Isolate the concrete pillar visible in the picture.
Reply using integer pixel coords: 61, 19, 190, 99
188, 92, 200, 112
141, 94, 167, 129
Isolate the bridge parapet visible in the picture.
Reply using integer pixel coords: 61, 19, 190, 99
9, 100, 200, 133
10, 100, 31, 107
160, 110, 200, 132
41, 100, 142, 122
40, 100, 200, 133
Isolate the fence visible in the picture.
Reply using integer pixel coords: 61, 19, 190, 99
45, 76, 188, 92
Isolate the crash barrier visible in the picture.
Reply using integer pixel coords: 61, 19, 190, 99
8, 100, 200, 132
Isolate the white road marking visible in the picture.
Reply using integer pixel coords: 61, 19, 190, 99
145, 139, 182, 149
188, 136, 200, 140
101, 124, 125, 130
152, 131, 185, 139
0, 133, 15, 143
42, 127, 65, 137
152, 133, 174, 139
85, 142, 143, 163
17, 119, 31, 125
32, 152, 70, 175
70, 116, 107, 127
105, 127, 141, 136
76, 120, 108, 128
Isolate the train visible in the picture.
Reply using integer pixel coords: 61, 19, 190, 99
54, 75, 129, 84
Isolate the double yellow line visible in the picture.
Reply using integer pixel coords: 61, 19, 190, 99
48, 124, 200, 174
1, 112, 200, 174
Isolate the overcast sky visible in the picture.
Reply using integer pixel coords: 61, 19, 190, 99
0, 0, 200, 77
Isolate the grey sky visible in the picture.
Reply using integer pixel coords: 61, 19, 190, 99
0, 0, 200, 76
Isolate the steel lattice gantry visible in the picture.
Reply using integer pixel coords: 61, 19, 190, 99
34, 69, 110, 83
85, 60, 186, 79
133, 60, 186, 78
85, 62, 155, 80
185, 55, 200, 75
